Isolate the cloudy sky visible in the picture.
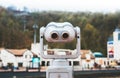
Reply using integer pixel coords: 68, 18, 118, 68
0, 0, 120, 12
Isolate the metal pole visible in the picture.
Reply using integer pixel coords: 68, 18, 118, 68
33, 24, 38, 44
34, 28, 36, 44
23, 16, 26, 31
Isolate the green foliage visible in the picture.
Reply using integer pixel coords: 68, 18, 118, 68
82, 23, 100, 51
0, 7, 32, 49
1, 6, 120, 56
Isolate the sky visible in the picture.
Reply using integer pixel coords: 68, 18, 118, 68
0, 0, 120, 13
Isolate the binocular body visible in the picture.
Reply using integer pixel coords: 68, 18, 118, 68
44, 22, 76, 42
40, 22, 80, 59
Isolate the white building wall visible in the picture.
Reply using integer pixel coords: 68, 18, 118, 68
31, 43, 40, 55
0, 49, 17, 67
31, 43, 49, 65
95, 58, 106, 67
107, 41, 114, 58
113, 30, 120, 60
81, 59, 94, 69
23, 50, 33, 67
0, 49, 34, 68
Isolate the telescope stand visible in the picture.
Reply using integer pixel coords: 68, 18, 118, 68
46, 59, 73, 78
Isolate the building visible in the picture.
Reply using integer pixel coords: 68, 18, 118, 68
113, 28, 120, 60
107, 27, 120, 60
0, 48, 4, 67
107, 41, 114, 58
80, 50, 95, 69
31, 43, 95, 69
93, 52, 103, 57
0, 48, 38, 69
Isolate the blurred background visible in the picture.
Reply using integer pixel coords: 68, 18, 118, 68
0, 0, 120, 56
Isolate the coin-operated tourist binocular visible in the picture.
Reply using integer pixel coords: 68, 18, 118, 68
40, 22, 80, 78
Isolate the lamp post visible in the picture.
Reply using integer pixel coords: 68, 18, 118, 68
33, 24, 38, 44
23, 16, 26, 31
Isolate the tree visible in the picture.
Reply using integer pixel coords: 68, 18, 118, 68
82, 23, 100, 51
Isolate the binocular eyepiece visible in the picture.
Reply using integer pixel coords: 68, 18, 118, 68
51, 32, 69, 40
51, 32, 59, 40
62, 32, 69, 40
44, 22, 76, 42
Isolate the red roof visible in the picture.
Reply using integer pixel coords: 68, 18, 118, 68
80, 50, 95, 59
7, 49, 27, 56
0, 48, 4, 51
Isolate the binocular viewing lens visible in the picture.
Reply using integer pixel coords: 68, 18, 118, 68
51, 32, 69, 40
51, 33, 58, 40
62, 33, 69, 39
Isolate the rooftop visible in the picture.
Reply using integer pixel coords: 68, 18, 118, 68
93, 52, 103, 57
81, 50, 95, 59
7, 49, 27, 56
114, 27, 120, 32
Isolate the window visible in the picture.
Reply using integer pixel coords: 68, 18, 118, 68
25, 55, 27, 58
73, 61, 79, 66
69, 61, 71, 66
118, 33, 120, 40
47, 61, 50, 66
18, 63, 23, 67
41, 61, 45, 66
